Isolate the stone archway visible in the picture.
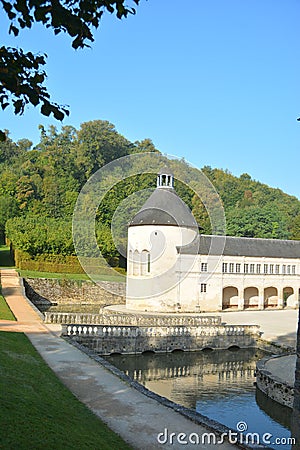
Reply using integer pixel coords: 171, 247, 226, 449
264, 287, 278, 308
222, 286, 239, 309
244, 287, 259, 309
283, 287, 295, 308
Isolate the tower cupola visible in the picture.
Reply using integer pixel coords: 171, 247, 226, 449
157, 166, 174, 188
129, 166, 199, 229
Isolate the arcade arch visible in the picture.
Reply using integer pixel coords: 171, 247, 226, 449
244, 287, 259, 309
283, 287, 294, 308
222, 286, 239, 309
264, 287, 278, 308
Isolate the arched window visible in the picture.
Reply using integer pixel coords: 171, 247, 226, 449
128, 250, 133, 275
133, 250, 140, 276
140, 250, 150, 275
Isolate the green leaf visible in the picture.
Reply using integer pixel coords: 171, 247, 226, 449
41, 102, 51, 116
9, 24, 19, 36
13, 99, 24, 114
53, 108, 64, 121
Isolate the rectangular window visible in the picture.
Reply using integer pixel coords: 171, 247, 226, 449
269, 264, 274, 274
287, 265, 291, 274
275, 264, 280, 274
201, 262, 208, 272
229, 263, 234, 273
244, 264, 249, 274
236, 263, 241, 273
147, 254, 151, 273
264, 264, 268, 274
222, 263, 228, 273
282, 265, 286, 275
200, 283, 207, 293
250, 264, 255, 274
256, 264, 261, 274
292, 265, 296, 275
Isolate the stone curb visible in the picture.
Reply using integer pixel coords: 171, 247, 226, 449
256, 355, 296, 409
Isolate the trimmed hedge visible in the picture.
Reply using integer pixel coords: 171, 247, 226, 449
18, 260, 85, 273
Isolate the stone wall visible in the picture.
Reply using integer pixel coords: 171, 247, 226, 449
256, 356, 295, 408
24, 278, 126, 308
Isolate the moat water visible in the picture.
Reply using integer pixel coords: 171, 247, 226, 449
106, 348, 294, 449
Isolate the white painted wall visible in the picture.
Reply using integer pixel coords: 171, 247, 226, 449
126, 225, 300, 313
178, 254, 300, 312
126, 224, 197, 311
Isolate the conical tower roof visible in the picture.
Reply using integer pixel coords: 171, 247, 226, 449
158, 165, 174, 176
129, 169, 199, 228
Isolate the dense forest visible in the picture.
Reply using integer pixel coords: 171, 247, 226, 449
1, 120, 299, 270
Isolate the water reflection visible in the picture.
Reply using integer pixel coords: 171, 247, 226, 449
107, 348, 293, 449
108, 348, 260, 407
256, 389, 292, 430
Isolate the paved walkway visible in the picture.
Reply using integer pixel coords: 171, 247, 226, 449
219, 309, 299, 349
1, 269, 238, 450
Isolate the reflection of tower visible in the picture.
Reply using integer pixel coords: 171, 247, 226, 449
126, 167, 199, 312
292, 305, 300, 449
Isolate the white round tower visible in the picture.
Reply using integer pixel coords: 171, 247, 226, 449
126, 167, 199, 312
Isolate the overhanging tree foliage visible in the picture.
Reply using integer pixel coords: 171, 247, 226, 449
0, 0, 140, 140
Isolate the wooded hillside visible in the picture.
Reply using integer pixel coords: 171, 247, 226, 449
1, 120, 299, 267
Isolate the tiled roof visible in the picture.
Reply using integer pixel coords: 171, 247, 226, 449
178, 234, 300, 258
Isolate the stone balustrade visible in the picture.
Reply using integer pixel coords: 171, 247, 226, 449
45, 311, 222, 327
63, 323, 259, 338
62, 323, 260, 355
45, 312, 104, 324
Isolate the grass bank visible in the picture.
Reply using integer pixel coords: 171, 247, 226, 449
0, 289, 15, 320
18, 269, 125, 282
0, 332, 132, 450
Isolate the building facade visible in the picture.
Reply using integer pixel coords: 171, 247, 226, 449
126, 168, 300, 313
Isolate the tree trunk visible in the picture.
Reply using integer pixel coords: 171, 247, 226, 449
292, 303, 300, 448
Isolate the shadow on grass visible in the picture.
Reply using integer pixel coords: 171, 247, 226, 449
0, 245, 15, 268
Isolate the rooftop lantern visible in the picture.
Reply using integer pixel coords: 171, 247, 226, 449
157, 166, 174, 188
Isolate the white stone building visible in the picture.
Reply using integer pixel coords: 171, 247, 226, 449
126, 168, 300, 312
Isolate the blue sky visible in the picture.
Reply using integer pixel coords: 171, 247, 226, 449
1, 0, 299, 198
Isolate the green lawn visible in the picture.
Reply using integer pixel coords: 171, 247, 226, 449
18, 269, 125, 282
0, 290, 15, 320
0, 245, 15, 268
0, 332, 132, 450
